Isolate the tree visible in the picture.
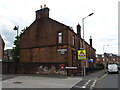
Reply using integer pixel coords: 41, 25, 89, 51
12, 36, 20, 62
12, 27, 27, 62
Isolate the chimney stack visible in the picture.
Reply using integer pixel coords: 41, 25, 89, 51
77, 23, 81, 37
89, 36, 92, 46
36, 5, 50, 19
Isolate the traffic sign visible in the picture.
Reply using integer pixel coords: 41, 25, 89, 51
78, 50, 86, 60
65, 67, 77, 69
60, 64, 65, 70
88, 59, 93, 62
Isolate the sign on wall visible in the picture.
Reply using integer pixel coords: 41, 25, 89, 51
78, 50, 86, 60
57, 49, 67, 55
88, 59, 93, 62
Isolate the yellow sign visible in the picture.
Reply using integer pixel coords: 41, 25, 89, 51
78, 50, 86, 60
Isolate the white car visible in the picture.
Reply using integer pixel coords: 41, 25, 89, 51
107, 64, 119, 74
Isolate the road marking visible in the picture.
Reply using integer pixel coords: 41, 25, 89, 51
81, 86, 86, 88
71, 73, 107, 89
74, 85, 82, 88
89, 73, 107, 89
81, 80, 91, 88
90, 80, 97, 89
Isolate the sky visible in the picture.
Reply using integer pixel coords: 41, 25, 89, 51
0, 0, 119, 55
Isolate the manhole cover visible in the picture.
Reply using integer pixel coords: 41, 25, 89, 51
13, 81, 22, 84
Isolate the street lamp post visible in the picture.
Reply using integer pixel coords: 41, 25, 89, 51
13, 26, 19, 74
103, 45, 109, 54
82, 13, 94, 76
103, 44, 109, 69
13, 26, 19, 39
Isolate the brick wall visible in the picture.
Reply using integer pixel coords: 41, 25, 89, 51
21, 46, 68, 62
20, 18, 68, 62
2, 62, 67, 75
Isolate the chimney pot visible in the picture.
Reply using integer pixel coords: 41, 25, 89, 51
90, 36, 92, 46
44, 4, 46, 8
77, 23, 81, 37
40, 5, 42, 9
36, 7, 50, 19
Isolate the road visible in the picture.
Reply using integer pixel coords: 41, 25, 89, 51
71, 71, 120, 90
95, 73, 118, 88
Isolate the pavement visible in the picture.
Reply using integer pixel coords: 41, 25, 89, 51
82, 69, 107, 80
1, 69, 107, 89
2, 75, 82, 89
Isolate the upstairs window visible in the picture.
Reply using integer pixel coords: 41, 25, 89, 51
72, 35, 75, 46
78, 39, 80, 49
58, 32, 62, 44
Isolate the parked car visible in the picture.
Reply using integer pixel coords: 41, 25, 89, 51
107, 64, 119, 74
116, 63, 120, 70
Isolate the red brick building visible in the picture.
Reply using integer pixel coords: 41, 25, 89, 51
20, 7, 96, 75
96, 53, 120, 64
0, 34, 5, 60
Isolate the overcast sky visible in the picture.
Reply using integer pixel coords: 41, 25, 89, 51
0, 0, 119, 55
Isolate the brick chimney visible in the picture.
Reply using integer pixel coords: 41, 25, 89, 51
89, 36, 92, 47
77, 23, 81, 37
36, 5, 50, 19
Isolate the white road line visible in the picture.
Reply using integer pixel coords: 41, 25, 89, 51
90, 80, 97, 89
81, 80, 91, 88
89, 74, 107, 89
74, 85, 82, 88
90, 74, 107, 89
81, 85, 86, 88
70, 74, 107, 89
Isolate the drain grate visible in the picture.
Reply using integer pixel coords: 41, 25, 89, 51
13, 81, 22, 84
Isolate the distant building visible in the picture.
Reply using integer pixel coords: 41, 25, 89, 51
3, 49, 13, 61
96, 54, 103, 63
0, 35, 5, 60
20, 7, 96, 75
96, 53, 119, 64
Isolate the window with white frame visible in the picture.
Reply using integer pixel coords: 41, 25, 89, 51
58, 32, 62, 44
72, 35, 75, 46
